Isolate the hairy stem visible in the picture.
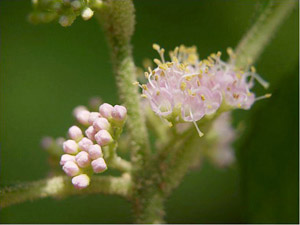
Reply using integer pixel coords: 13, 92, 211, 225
95, 1, 154, 222
0, 174, 132, 209
235, 0, 297, 68
95, 0, 150, 168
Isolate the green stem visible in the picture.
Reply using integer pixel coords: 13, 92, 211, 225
95, 1, 153, 222
95, 0, 150, 169
235, 0, 297, 68
0, 174, 132, 209
105, 141, 132, 173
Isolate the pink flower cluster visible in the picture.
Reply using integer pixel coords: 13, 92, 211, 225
60, 103, 127, 189
141, 45, 270, 136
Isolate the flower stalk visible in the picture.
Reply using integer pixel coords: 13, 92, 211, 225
95, 0, 150, 169
0, 174, 132, 209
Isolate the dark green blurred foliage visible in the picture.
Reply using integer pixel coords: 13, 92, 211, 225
0, 0, 298, 223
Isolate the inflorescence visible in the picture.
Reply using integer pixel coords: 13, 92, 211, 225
137, 44, 271, 136
29, 0, 103, 27
60, 103, 127, 189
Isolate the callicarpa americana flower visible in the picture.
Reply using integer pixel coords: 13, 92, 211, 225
60, 103, 127, 189
138, 44, 271, 136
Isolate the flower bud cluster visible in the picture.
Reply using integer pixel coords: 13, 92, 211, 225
29, 0, 103, 27
139, 44, 271, 136
61, 103, 127, 189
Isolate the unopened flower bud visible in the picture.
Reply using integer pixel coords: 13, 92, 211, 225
68, 125, 83, 141
95, 130, 113, 146
91, 158, 107, 173
59, 15, 75, 27
85, 126, 96, 141
71, 0, 81, 9
78, 137, 93, 152
75, 151, 90, 168
81, 7, 94, 20
63, 161, 80, 177
99, 103, 114, 119
63, 140, 78, 154
88, 144, 102, 160
93, 118, 110, 131
60, 154, 76, 166
88, 97, 102, 111
111, 105, 127, 121
88, 112, 101, 125
73, 106, 88, 117
75, 110, 90, 126
72, 174, 90, 189
41, 136, 53, 150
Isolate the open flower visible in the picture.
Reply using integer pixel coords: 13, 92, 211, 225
139, 44, 271, 136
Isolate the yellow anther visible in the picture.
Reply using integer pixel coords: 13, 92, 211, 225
156, 91, 160, 96
179, 44, 185, 52
200, 94, 206, 101
203, 59, 213, 67
197, 80, 201, 86
208, 56, 214, 63
187, 89, 193, 96
133, 81, 139, 86
148, 67, 152, 73
155, 75, 159, 81
174, 47, 179, 55
217, 51, 222, 57
144, 72, 149, 79
141, 94, 148, 98
251, 66, 256, 73
199, 61, 203, 67
172, 56, 178, 63
180, 81, 187, 91
152, 43, 160, 51
247, 92, 253, 96
154, 58, 162, 65
210, 53, 216, 59
187, 54, 197, 64
207, 104, 212, 109
166, 62, 174, 67
178, 63, 187, 71
159, 64, 168, 70
160, 48, 165, 54
236, 73, 241, 79
142, 84, 148, 90
237, 103, 242, 108
265, 93, 272, 98
185, 76, 192, 81
204, 67, 209, 73
227, 47, 234, 56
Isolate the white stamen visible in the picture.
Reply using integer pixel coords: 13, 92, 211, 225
255, 93, 272, 102
189, 109, 204, 137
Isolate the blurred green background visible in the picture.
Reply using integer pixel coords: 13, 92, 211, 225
0, 0, 298, 223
